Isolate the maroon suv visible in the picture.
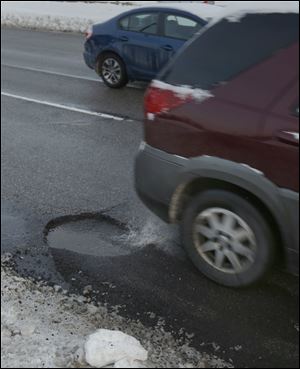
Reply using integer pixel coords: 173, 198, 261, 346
135, 4, 299, 287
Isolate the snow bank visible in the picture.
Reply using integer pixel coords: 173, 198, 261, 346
1, 1, 143, 33
0, 1, 221, 33
85, 329, 148, 368
2, 1, 298, 33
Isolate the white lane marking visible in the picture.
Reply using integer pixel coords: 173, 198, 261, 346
1, 63, 145, 90
1, 63, 103, 82
1, 92, 125, 121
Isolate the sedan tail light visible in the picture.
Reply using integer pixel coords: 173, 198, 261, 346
85, 26, 93, 40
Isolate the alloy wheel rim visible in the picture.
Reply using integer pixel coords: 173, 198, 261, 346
193, 208, 257, 274
102, 58, 122, 85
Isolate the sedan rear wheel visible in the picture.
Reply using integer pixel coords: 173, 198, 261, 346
98, 53, 128, 89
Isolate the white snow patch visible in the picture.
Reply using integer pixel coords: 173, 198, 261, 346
147, 113, 156, 121
1, 1, 142, 33
151, 80, 213, 104
0, 1, 220, 33
2, 1, 298, 33
283, 131, 300, 141
114, 357, 147, 368
241, 164, 264, 176
85, 329, 148, 368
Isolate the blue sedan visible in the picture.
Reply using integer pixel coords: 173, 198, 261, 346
83, 3, 220, 88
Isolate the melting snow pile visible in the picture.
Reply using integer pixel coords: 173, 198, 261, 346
1, 255, 233, 368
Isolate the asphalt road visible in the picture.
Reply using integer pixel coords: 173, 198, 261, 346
1, 27, 299, 368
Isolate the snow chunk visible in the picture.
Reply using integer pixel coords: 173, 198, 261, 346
85, 329, 148, 368
147, 113, 155, 121
20, 324, 36, 337
114, 358, 147, 368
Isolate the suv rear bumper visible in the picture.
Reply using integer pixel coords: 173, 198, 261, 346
135, 142, 186, 222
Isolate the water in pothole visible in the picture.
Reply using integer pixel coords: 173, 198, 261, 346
46, 215, 184, 259
46, 218, 131, 257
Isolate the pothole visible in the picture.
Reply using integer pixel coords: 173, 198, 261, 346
45, 213, 132, 258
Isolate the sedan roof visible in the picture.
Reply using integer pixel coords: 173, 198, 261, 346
138, 3, 223, 21
138, 2, 299, 22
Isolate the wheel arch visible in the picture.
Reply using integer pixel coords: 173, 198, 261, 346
96, 49, 127, 75
169, 157, 292, 265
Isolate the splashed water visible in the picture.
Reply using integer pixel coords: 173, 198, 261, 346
114, 217, 184, 257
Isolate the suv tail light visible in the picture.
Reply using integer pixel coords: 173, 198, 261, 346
144, 81, 192, 118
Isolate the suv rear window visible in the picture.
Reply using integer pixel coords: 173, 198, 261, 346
161, 13, 299, 89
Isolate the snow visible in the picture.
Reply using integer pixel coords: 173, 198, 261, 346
1, 1, 142, 33
151, 80, 213, 104
114, 358, 147, 368
2, 1, 297, 33
2, 1, 299, 34
1, 257, 233, 368
0, 1, 221, 33
85, 329, 148, 368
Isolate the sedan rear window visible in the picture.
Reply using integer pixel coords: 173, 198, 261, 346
119, 16, 129, 30
161, 13, 299, 89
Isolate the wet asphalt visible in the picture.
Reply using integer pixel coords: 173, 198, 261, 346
1, 27, 299, 368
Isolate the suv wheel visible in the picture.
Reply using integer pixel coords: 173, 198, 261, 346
98, 53, 128, 89
182, 190, 275, 287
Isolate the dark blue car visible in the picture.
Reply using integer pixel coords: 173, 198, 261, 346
83, 3, 220, 88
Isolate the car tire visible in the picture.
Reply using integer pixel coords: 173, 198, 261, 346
182, 190, 275, 288
98, 53, 128, 89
